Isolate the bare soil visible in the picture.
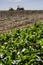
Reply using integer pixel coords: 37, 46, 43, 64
0, 10, 43, 33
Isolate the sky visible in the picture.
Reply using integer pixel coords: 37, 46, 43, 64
0, 0, 43, 10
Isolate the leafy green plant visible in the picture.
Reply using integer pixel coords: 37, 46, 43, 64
0, 22, 43, 65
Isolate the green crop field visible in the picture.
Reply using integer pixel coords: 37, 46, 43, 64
0, 22, 43, 65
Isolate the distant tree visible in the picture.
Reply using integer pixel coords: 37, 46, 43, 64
17, 6, 24, 11
17, 7, 24, 11
9, 8, 14, 11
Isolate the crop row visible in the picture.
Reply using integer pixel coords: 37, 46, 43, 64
0, 22, 43, 65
